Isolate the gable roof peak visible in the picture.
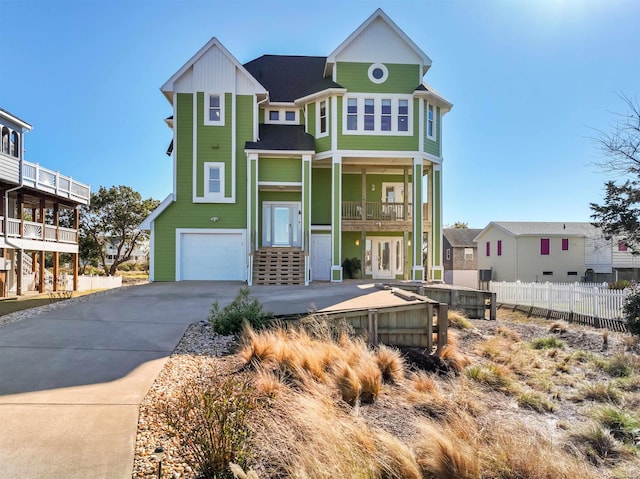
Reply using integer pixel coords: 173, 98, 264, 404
326, 9, 432, 76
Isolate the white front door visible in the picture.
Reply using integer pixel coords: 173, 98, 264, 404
311, 234, 331, 281
263, 202, 302, 247
366, 237, 404, 279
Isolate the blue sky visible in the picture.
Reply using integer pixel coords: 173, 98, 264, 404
1, 0, 639, 228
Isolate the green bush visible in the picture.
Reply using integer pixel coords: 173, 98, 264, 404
530, 336, 566, 350
622, 288, 640, 336
209, 288, 273, 335
163, 371, 256, 478
608, 280, 631, 290
342, 257, 361, 279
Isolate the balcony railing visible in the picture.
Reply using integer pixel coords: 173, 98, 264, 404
342, 201, 413, 221
21, 160, 90, 205
2, 217, 78, 244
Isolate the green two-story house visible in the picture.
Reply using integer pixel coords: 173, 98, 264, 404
141, 9, 452, 285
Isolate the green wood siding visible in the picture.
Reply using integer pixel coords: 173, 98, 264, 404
196, 92, 233, 197
311, 168, 331, 224
433, 168, 442, 275
307, 103, 316, 137
342, 173, 407, 202
258, 158, 302, 182
336, 62, 420, 93
152, 93, 253, 281
337, 98, 420, 151
424, 105, 441, 157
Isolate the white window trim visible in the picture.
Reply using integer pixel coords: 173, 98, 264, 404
368, 63, 389, 84
204, 162, 225, 201
426, 102, 436, 140
265, 108, 299, 125
316, 99, 329, 138
342, 94, 413, 136
204, 93, 225, 126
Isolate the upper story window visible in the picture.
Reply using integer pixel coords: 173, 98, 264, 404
541, 238, 550, 255
497, 240, 502, 256
367, 63, 389, 84
427, 103, 435, 139
364, 99, 375, 131
266, 108, 298, 124
317, 100, 328, 137
1, 127, 9, 155
343, 95, 413, 136
464, 248, 474, 260
486, 241, 490, 257
562, 238, 569, 251
9, 131, 18, 157
204, 94, 225, 126
204, 162, 225, 200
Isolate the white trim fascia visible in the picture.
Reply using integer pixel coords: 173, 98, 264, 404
173, 92, 178, 198
258, 181, 303, 187
414, 89, 453, 113
192, 93, 198, 202
148, 226, 155, 281
140, 193, 175, 230
311, 224, 332, 231
161, 37, 267, 95
294, 88, 347, 105
243, 149, 315, 156
304, 104, 309, 134
193, 197, 236, 204
175, 228, 248, 281
418, 99, 424, 153
326, 8, 432, 74
231, 88, 237, 203
0, 110, 32, 131
266, 101, 297, 108
331, 96, 338, 151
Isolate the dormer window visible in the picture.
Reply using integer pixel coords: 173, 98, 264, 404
266, 108, 298, 124
204, 93, 225, 126
368, 63, 389, 84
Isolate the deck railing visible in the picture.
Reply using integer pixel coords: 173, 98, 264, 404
342, 201, 413, 221
1, 217, 78, 244
22, 160, 90, 205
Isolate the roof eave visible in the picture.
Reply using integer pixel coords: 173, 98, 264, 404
295, 88, 347, 105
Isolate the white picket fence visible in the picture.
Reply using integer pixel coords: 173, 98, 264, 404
490, 281, 629, 324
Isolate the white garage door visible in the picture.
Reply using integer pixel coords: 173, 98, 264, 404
180, 231, 246, 280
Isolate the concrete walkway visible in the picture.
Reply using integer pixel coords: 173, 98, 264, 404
0, 281, 375, 478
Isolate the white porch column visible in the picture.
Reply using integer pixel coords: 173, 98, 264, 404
411, 156, 425, 281
331, 154, 342, 282
302, 153, 312, 286
246, 152, 259, 286
430, 164, 443, 281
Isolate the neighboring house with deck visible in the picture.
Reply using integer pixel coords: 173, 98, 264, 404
0, 108, 90, 296
141, 9, 452, 285
442, 228, 482, 288
474, 221, 626, 283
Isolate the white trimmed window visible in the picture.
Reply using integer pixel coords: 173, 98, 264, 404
204, 162, 225, 200
427, 103, 435, 139
265, 108, 299, 124
317, 99, 328, 137
204, 94, 225, 126
343, 94, 413, 135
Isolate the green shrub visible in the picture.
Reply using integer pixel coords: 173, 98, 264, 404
591, 405, 640, 445
530, 336, 566, 350
595, 354, 636, 378
608, 280, 631, 290
341, 257, 361, 279
622, 288, 640, 336
163, 371, 257, 479
209, 288, 273, 335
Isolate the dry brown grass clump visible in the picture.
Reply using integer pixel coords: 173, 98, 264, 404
448, 309, 474, 329
376, 344, 406, 383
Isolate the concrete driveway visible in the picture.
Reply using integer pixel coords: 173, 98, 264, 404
0, 281, 375, 478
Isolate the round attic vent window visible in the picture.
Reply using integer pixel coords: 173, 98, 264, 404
368, 63, 388, 84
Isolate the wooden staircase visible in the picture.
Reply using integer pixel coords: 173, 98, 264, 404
252, 247, 305, 285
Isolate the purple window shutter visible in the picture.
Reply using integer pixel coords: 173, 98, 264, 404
541, 238, 550, 255
562, 238, 569, 251
486, 241, 490, 257
497, 240, 502, 256
618, 241, 628, 252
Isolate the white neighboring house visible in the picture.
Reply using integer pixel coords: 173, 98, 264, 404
474, 221, 637, 283
104, 239, 149, 267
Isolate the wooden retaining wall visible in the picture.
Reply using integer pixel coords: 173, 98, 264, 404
314, 300, 448, 353
500, 303, 628, 333
394, 284, 496, 320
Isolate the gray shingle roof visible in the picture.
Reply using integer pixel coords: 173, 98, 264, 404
489, 222, 598, 237
443, 228, 483, 247
243, 55, 342, 102
245, 124, 315, 151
